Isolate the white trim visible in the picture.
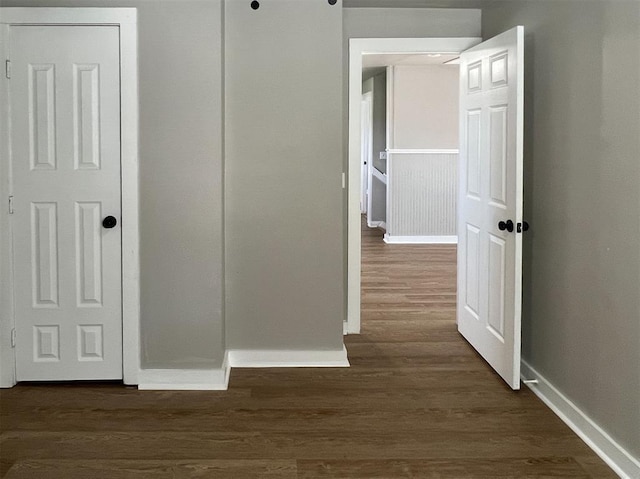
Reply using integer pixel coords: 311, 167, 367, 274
138, 347, 350, 389
386, 65, 395, 150
0, 23, 15, 388
0, 8, 140, 387
348, 37, 481, 336
371, 167, 386, 184
138, 354, 230, 391
228, 346, 350, 368
367, 220, 386, 230
383, 235, 458, 244
345, 321, 359, 335
0, 7, 137, 24
521, 360, 640, 479
385, 125, 394, 245
138, 369, 228, 391
387, 149, 459, 154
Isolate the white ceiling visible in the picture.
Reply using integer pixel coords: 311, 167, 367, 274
362, 53, 460, 68
362, 53, 459, 79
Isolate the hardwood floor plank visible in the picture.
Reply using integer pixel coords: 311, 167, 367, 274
0, 384, 250, 411
297, 458, 594, 478
0, 405, 578, 435
247, 387, 546, 409
574, 456, 620, 479
5, 459, 297, 479
0, 430, 596, 461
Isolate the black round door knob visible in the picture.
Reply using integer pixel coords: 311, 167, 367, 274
498, 219, 514, 233
102, 216, 117, 229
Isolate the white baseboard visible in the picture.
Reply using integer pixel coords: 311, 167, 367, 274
367, 220, 386, 230
383, 234, 458, 244
6, 344, 351, 390
138, 352, 231, 391
343, 321, 349, 335
228, 345, 350, 368
0, 359, 16, 388
344, 320, 360, 335
521, 360, 640, 479
0, 377, 16, 388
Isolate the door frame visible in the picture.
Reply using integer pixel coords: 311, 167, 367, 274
346, 37, 481, 334
0, 8, 140, 387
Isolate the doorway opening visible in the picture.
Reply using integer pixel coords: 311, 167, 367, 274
358, 53, 462, 379
347, 32, 525, 390
347, 37, 480, 336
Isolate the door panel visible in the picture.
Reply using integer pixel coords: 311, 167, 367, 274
466, 110, 481, 198
465, 224, 481, 318
29, 64, 57, 170
457, 26, 524, 389
11, 25, 122, 381
32, 202, 59, 307
74, 64, 102, 170
76, 202, 103, 307
487, 234, 506, 339
489, 106, 508, 206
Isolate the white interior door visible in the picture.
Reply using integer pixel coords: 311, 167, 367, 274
457, 26, 524, 390
10, 25, 122, 381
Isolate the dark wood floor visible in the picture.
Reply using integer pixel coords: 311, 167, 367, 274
0, 216, 617, 478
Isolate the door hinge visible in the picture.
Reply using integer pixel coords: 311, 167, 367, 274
8, 195, 13, 214
5, 60, 10, 79
11, 329, 16, 348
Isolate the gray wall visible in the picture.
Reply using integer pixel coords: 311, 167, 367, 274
483, 0, 640, 458
224, 0, 344, 351
137, 1, 224, 369
343, 7, 481, 39
4, 0, 226, 369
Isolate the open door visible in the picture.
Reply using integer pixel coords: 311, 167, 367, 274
457, 26, 524, 390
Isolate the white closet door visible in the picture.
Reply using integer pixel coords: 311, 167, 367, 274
11, 25, 122, 381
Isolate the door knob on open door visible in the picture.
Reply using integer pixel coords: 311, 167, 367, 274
498, 219, 514, 233
102, 216, 117, 229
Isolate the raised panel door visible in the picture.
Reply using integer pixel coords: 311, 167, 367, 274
457, 27, 524, 389
11, 25, 122, 381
